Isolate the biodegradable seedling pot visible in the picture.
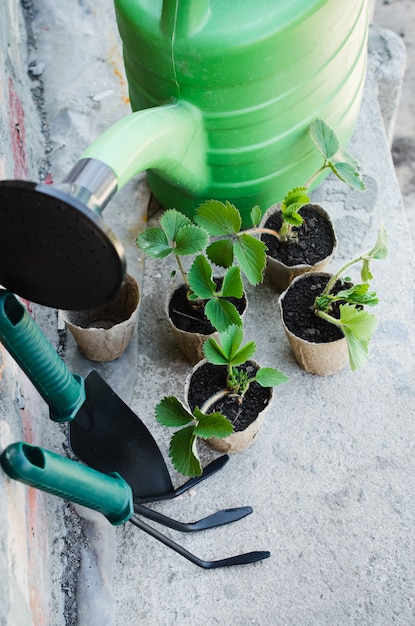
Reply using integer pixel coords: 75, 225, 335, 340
260, 203, 337, 293
278, 272, 349, 376
166, 281, 248, 365
278, 224, 388, 375
61, 273, 140, 362
184, 359, 273, 454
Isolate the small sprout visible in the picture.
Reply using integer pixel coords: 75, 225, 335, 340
203, 325, 288, 399
155, 326, 288, 477
314, 223, 388, 371
136, 208, 245, 332
276, 119, 365, 242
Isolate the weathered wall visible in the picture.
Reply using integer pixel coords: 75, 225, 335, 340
0, 1, 68, 624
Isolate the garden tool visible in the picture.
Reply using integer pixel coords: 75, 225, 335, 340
0, 0, 368, 307
1, 442, 271, 568
0, 289, 252, 532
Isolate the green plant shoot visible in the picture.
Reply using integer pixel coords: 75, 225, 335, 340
203, 325, 288, 398
194, 200, 268, 285
314, 223, 388, 371
278, 119, 365, 241
155, 325, 288, 477
136, 208, 244, 331
155, 396, 233, 477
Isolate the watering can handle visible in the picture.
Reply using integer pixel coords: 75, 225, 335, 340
0, 290, 85, 422
1, 442, 133, 526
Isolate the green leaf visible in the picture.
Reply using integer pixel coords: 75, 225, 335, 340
169, 427, 202, 477
219, 324, 244, 360
281, 186, 310, 214
332, 145, 360, 169
368, 222, 388, 260
203, 336, 229, 365
336, 284, 379, 306
280, 204, 305, 226
250, 205, 263, 227
339, 304, 378, 342
136, 228, 172, 259
255, 367, 289, 387
159, 209, 192, 241
234, 234, 267, 285
220, 266, 243, 298
341, 328, 370, 372
309, 119, 339, 159
187, 255, 216, 298
195, 200, 242, 236
174, 224, 209, 256
330, 161, 365, 191
230, 341, 256, 366
193, 407, 233, 439
155, 396, 194, 428
361, 258, 373, 283
205, 298, 242, 332
206, 239, 234, 268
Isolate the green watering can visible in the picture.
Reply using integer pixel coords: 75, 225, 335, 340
0, 0, 368, 310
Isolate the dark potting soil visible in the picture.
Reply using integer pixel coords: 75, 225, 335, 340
187, 361, 272, 431
281, 273, 348, 343
169, 280, 247, 334
261, 205, 335, 266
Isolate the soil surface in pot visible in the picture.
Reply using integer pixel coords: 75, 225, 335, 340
281, 274, 349, 343
169, 279, 247, 334
187, 361, 272, 431
261, 205, 334, 266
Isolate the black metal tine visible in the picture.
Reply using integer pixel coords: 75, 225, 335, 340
133, 502, 253, 532
135, 456, 229, 504
129, 514, 271, 569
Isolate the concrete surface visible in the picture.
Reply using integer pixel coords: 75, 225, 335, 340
113, 33, 415, 625
1, 1, 415, 625
375, 0, 415, 244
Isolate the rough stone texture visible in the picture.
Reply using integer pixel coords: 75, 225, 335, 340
368, 25, 407, 145
0, 1, 72, 624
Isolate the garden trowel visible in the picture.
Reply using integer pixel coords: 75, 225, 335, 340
0, 290, 251, 531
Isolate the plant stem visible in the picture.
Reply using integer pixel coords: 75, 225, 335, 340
322, 255, 363, 296
304, 162, 329, 189
314, 309, 342, 329
245, 226, 282, 241
175, 255, 190, 289
200, 389, 230, 414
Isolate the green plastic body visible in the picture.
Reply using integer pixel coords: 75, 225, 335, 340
1, 442, 133, 525
84, 0, 368, 225
0, 291, 85, 422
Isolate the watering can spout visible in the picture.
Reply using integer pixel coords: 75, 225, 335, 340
67, 101, 208, 213
0, 101, 207, 310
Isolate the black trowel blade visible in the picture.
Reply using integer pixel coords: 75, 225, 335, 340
69, 371, 173, 499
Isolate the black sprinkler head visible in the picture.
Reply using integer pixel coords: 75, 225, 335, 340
0, 179, 126, 310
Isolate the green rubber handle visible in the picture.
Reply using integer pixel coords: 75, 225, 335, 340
1, 442, 133, 525
0, 290, 85, 422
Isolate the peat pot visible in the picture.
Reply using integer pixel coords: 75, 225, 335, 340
166, 280, 247, 365
61, 274, 140, 362
260, 203, 337, 293
185, 359, 273, 454
278, 272, 348, 376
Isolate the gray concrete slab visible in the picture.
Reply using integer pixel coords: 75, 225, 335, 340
111, 58, 415, 623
